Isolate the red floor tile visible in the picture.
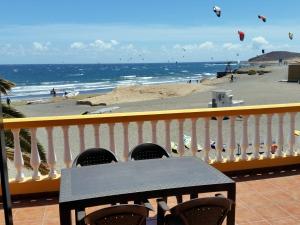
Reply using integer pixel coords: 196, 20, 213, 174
0, 171, 300, 224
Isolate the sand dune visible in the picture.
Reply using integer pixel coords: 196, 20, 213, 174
77, 83, 214, 106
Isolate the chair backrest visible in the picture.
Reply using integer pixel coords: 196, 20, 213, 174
129, 143, 170, 160
72, 148, 118, 167
84, 204, 148, 225
170, 197, 233, 225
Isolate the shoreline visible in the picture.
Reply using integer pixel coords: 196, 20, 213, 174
9, 63, 300, 178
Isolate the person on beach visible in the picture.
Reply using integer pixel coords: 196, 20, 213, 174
230, 74, 234, 82
6, 97, 11, 106
50, 88, 56, 97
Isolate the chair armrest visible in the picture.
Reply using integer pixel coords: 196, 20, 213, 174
215, 193, 225, 198
156, 198, 170, 212
142, 199, 154, 211
215, 193, 234, 211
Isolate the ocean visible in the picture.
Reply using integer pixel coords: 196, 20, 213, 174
0, 62, 244, 101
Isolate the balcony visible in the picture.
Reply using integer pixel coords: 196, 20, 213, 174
2, 103, 300, 224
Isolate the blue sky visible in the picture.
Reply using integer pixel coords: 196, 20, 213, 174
0, 0, 299, 64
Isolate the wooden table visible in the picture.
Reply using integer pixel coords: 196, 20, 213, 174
59, 157, 236, 225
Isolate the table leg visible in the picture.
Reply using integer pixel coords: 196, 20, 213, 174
190, 193, 198, 199
227, 184, 236, 225
59, 204, 72, 225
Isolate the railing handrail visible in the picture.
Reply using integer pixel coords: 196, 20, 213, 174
4, 103, 300, 129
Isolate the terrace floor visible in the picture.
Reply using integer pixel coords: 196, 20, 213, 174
1, 167, 300, 225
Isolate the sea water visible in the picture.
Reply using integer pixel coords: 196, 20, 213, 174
0, 62, 244, 101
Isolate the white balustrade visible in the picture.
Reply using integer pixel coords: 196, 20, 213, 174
228, 116, 236, 162
62, 126, 72, 168
216, 117, 223, 162
78, 125, 85, 153
289, 112, 296, 155
151, 121, 158, 144
5, 104, 300, 181
137, 121, 144, 145
45, 127, 57, 179
123, 122, 129, 161
164, 120, 171, 154
266, 114, 273, 158
12, 129, 24, 182
93, 124, 100, 148
30, 128, 41, 180
178, 119, 185, 156
241, 115, 249, 160
277, 113, 285, 156
191, 118, 197, 157
203, 118, 210, 163
253, 115, 261, 159
108, 123, 116, 153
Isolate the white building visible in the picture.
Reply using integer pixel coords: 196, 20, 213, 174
208, 90, 244, 108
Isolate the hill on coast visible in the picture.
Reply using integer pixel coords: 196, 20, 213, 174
249, 51, 300, 62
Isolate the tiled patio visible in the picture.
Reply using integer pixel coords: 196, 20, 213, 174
2, 168, 300, 225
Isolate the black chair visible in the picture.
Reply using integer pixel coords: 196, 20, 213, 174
73, 148, 118, 225
129, 143, 170, 160
129, 143, 182, 203
72, 147, 118, 167
84, 204, 153, 225
157, 194, 233, 225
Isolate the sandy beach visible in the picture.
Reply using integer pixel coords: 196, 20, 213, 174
9, 64, 300, 177
14, 64, 297, 116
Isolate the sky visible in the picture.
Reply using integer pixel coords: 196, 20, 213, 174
0, 0, 300, 64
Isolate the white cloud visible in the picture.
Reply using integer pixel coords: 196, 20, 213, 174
70, 42, 86, 49
120, 43, 139, 54
252, 36, 269, 49
173, 41, 215, 51
121, 43, 134, 50
110, 40, 119, 45
198, 41, 214, 49
33, 42, 49, 51
223, 43, 242, 50
90, 39, 119, 50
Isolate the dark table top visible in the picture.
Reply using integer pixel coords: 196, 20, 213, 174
59, 157, 234, 205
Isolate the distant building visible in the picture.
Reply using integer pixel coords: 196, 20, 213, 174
288, 64, 300, 82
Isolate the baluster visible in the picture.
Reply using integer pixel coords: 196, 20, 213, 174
123, 122, 129, 161
93, 124, 100, 148
178, 119, 185, 156
241, 115, 249, 160
289, 112, 296, 155
78, 125, 85, 153
228, 116, 236, 162
108, 123, 116, 153
266, 114, 273, 158
165, 120, 171, 154
30, 128, 41, 180
62, 126, 72, 168
191, 118, 198, 157
277, 113, 285, 157
12, 129, 24, 182
137, 121, 144, 145
203, 118, 210, 163
151, 120, 158, 143
253, 115, 261, 159
46, 127, 57, 179
216, 117, 223, 162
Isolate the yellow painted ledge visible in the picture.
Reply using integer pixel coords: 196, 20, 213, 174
4, 175, 61, 196
1, 156, 300, 197
212, 155, 300, 172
